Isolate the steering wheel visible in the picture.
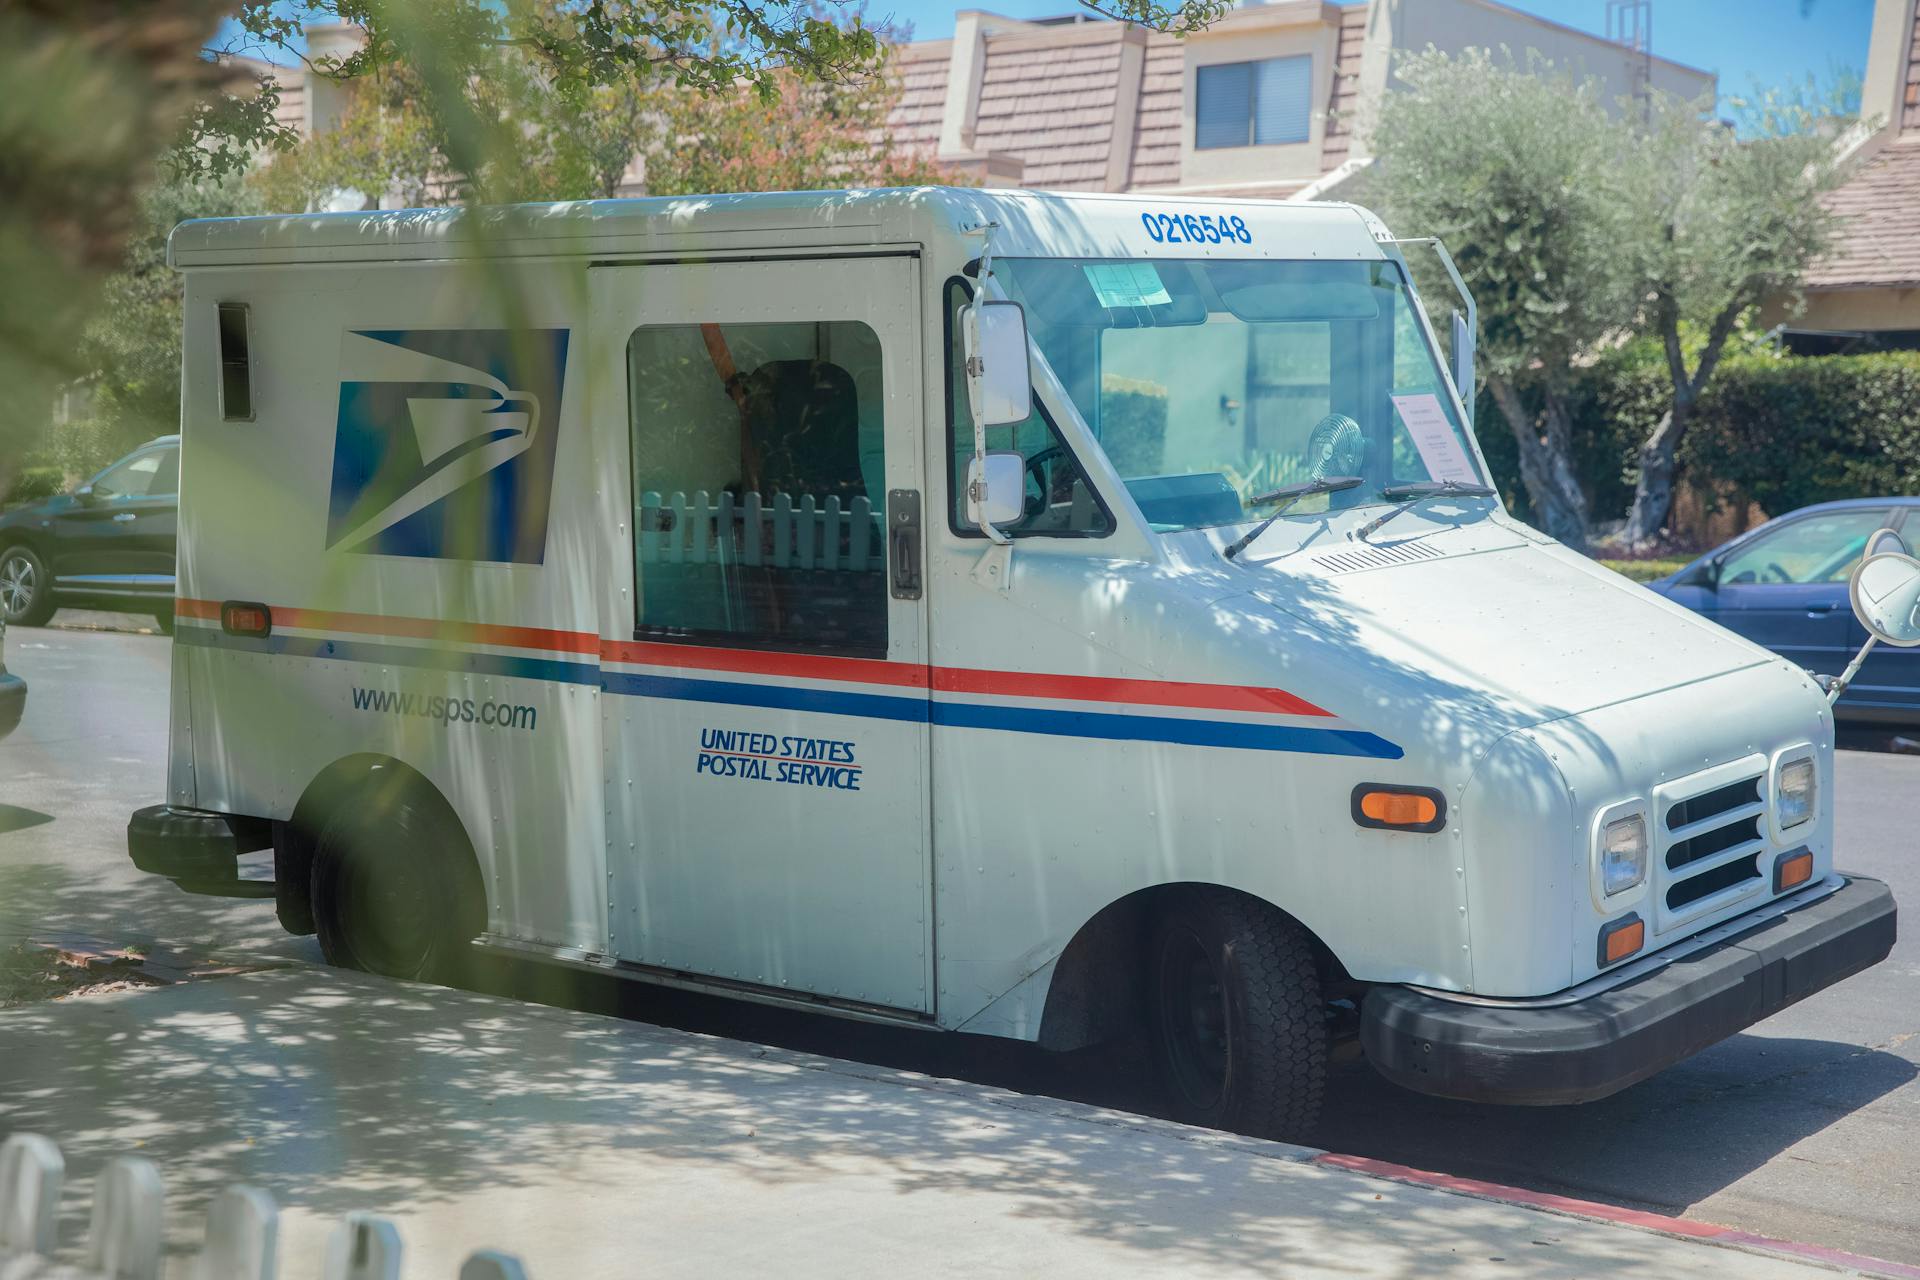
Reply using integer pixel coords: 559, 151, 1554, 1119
1023, 445, 1068, 515
1764, 562, 1792, 584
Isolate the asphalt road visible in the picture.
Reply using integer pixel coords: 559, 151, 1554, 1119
3, 623, 1916, 1265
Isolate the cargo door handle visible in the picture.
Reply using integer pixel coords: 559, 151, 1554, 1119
886, 488, 922, 601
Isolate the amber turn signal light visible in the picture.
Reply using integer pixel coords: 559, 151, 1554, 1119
221, 600, 272, 638
1773, 849, 1814, 894
1350, 785, 1446, 833
1597, 914, 1644, 967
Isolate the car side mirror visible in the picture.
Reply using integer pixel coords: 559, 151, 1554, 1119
1850, 550, 1920, 648
965, 300, 1032, 428
966, 451, 1026, 527
74, 484, 99, 505
1675, 556, 1720, 588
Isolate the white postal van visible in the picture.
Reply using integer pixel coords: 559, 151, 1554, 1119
129, 188, 1896, 1139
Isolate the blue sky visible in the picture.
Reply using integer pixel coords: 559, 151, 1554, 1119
869, 0, 1875, 105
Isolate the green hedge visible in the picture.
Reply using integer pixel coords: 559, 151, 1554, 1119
3, 467, 65, 508
1476, 348, 1920, 530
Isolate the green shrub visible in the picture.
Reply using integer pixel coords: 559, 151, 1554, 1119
1480, 347, 1920, 529
3, 466, 65, 508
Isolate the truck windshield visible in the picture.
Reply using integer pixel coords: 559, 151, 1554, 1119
990, 257, 1484, 532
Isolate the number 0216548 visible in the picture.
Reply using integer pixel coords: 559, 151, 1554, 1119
1140, 211, 1251, 246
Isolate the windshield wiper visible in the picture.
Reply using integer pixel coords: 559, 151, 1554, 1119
1223, 476, 1363, 561
1354, 479, 1497, 543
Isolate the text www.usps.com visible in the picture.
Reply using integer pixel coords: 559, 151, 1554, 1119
350, 686, 537, 732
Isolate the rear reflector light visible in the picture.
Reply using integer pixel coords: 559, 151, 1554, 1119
1350, 785, 1446, 833
221, 601, 271, 638
1598, 914, 1644, 967
1773, 849, 1814, 894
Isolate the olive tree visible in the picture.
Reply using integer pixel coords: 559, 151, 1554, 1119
1361, 49, 1633, 550
1613, 92, 1845, 548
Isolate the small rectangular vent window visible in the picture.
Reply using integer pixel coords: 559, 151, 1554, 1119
217, 302, 254, 421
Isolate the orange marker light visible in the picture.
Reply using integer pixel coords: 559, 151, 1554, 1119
221, 601, 272, 638
1351, 786, 1446, 833
1774, 850, 1814, 894
1599, 915, 1644, 967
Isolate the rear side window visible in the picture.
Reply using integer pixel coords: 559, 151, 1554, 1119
217, 302, 253, 421
627, 320, 888, 657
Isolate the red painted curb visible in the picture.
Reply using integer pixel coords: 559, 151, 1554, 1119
1315, 1152, 1920, 1279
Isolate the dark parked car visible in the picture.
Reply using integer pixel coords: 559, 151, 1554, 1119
0, 617, 23, 739
0, 435, 179, 632
1648, 497, 1920, 724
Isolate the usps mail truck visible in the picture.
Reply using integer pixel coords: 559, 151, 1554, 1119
129, 188, 1897, 1139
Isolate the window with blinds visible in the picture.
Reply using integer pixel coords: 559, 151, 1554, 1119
1195, 55, 1313, 150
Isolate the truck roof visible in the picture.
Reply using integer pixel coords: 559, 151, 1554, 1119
166, 187, 1389, 270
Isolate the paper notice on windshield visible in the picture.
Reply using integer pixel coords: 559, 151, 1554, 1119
1391, 393, 1479, 484
1082, 263, 1171, 309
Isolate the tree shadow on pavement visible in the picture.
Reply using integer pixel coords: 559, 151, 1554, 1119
0, 966, 1840, 1279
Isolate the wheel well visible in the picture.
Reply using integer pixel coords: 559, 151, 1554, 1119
275, 755, 485, 939
1036, 883, 1346, 1052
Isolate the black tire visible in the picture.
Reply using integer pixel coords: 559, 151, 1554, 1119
1146, 887, 1327, 1141
0, 545, 54, 627
151, 606, 174, 635
310, 780, 482, 984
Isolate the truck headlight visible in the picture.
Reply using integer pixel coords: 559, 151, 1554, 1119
1601, 814, 1648, 896
1777, 757, 1816, 829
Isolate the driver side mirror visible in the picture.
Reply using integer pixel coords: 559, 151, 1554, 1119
74, 484, 102, 506
965, 300, 1032, 428
966, 451, 1026, 527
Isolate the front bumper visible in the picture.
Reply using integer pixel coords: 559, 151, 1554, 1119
1360, 874, 1896, 1105
0, 671, 23, 739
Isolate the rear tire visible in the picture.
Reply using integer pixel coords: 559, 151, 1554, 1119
1146, 888, 1327, 1142
0, 546, 54, 627
310, 780, 481, 984
151, 605, 174, 635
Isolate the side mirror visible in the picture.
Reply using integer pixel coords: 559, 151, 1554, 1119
1850, 551, 1920, 648
965, 451, 1026, 527
74, 485, 99, 505
965, 300, 1032, 428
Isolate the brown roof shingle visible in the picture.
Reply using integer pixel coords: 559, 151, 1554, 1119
1807, 139, 1920, 290
971, 27, 1128, 188
884, 41, 951, 155
1127, 33, 1184, 188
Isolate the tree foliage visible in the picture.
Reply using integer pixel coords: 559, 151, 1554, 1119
1362, 47, 1849, 550
1613, 88, 1846, 546
1360, 48, 1633, 549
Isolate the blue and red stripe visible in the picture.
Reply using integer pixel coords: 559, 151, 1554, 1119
175, 599, 1402, 759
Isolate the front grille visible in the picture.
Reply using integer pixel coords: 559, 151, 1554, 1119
1658, 763, 1767, 922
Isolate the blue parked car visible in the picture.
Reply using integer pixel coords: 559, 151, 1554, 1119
1647, 498, 1920, 724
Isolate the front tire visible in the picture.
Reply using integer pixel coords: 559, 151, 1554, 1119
1146, 888, 1327, 1141
0, 546, 54, 627
310, 785, 480, 984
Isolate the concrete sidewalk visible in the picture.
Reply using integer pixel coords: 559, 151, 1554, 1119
0, 969, 1873, 1278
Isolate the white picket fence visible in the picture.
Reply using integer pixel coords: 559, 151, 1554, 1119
637, 490, 883, 572
0, 1134, 527, 1280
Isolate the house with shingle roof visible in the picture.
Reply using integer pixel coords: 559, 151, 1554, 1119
1776, 0, 1920, 353
886, 0, 1711, 200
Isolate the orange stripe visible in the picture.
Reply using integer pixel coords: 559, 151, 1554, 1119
932, 666, 1330, 717
174, 597, 599, 655
601, 639, 930, 688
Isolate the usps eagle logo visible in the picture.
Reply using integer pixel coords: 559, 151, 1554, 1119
326, 328, 570, 562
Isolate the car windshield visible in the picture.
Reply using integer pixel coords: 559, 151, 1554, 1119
990, 256, 1484, 532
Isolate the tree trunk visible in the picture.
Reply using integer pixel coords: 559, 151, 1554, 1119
1487, 377, 1590, 552
1621, 401, 1689, 549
